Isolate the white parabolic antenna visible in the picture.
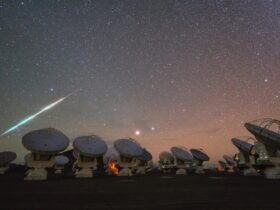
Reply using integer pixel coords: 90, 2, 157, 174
171, 146, 193, 161
139, 148, 153, 161
190, 149, 210, 161
55, 155, 69, 165
73, 135, 108, 157
159, 151, 174, 161
0, 151, 17, 164
231, 137, 254, 154
114, 138, 143, 157
223, 155, 235, 165
245, 118, 280, 146
22, 128, 70, 154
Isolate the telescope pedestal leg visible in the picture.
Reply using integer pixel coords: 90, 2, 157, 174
264, 166, 280, 179
176, 168, 186, 175
227, 167, 235, 173
118, 168, 133, 176
55, 169, 62, 174
0, 166, 9, 175
75, 168, 93, 178
54, 165, 64, 174
195, 166, 204, 174
136, 166, 146, 175
243, 167, 259, 176
24, 168, 48, 181
162, 167, 172, 174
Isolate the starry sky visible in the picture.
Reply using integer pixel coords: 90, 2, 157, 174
1, 0, 280, 163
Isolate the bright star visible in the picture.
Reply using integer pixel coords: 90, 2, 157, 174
135, 130, 140, 136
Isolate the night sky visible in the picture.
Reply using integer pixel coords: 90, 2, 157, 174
1, 0, 280, 163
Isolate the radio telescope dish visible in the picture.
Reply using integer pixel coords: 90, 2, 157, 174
54, 155, 69, 174
232, 137, 260, 177
158, 151, 174, 174
139, 148, 152, 161
22, 128, 70, 154
136, 148, 152, 175
244, 119, 280, 179
159, 151, 174, 161
22, 128, 69, 180
73, 135, 107, 178
55, 155, 69, 166
114, 138, 143, 176
73, 135, 108, 157
114, 138, 143, 157
245, 118, 280, 146
223, 155, 235, 166
231, 137, 255, 154
171, 146, 192, 175
190, 149, 209, 161
171, 146, 193, 162
0, 151, 17, 164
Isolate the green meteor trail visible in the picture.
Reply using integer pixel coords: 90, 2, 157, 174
0, 90, 79, 136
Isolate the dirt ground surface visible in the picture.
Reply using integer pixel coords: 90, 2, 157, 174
0, 172, 280, 210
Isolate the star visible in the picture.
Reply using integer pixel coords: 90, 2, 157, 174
1, 0, 279, 164
135, 130, 141, 136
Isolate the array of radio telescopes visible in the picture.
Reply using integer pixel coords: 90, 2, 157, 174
0, 118, 279, 181
219, 118, 280, 179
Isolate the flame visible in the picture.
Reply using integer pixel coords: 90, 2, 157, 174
107, 161, 119, 175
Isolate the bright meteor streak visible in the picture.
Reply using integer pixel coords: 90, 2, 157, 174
0, 89, 79, 136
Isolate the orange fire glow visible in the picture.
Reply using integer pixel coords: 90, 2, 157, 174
107, 161, 119, 175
